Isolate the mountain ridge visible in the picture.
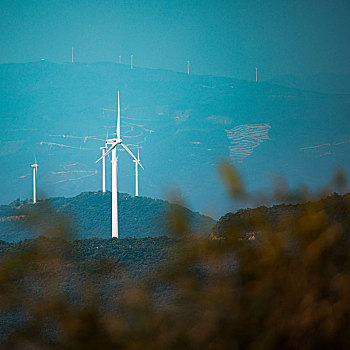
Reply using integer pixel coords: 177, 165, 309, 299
1, 61, 349, 216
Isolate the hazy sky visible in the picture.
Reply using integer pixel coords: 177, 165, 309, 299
1, 0, 349, 80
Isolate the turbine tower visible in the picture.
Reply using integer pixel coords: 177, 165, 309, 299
96, 91, 143, 238
99, 144, 108, 193
255, 67, 258, 82
133, 147, 143, 197
187, 60, 190, 75
131, 54, 133, 69
31, 157, 38, 204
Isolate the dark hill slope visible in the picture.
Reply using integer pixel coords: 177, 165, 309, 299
212, 193, 350, 239
0, 235, 177, 338
1, 62, 349, 215
0, 236, 175, 278
0, 191, 214, 242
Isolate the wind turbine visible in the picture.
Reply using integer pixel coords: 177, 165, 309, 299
96, 91, 143, 238
31, 157, 38, 204
99, 144, 108, 193
133, 147, 143, 197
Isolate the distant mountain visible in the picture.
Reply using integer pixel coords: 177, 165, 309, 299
0, 191, 215, 242
1, 61, 349, 216
268, 72, 350, 95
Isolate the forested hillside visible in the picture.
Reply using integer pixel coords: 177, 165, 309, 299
212, 192, 350, 240
0, 235, 175, 279
0, 235, 177, 339
0, 191, 215, 242
1, 188, 350, 347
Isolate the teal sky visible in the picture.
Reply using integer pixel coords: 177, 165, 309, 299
1, 0, 349, 80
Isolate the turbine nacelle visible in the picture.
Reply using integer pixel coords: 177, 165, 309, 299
133, 158, 144, 169
106, 137, 122, 146
31, 163, 38, 173
31, 159, 38, 204
132, 148, 144, 169
31, 155, 38, 169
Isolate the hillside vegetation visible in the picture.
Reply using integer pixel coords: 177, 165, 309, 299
0, 191, 215, 242
1, 164, 350, 347
0, 235, 177, 340
213, 192, 350, 240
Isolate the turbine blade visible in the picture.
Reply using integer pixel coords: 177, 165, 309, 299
95, 154, 105, 163
136, 148, 143, 169
116, 91, 121, 139
96, 144, 116, 163
104, 144, 117, 158
121, 143, 137, 161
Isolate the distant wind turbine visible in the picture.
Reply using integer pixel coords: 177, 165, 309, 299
96, 91, 143, 238
119, 55, 122, 64
31, 157, 38, 204
133, 147, 144, 197
131, 54, 133, 69
256, 67, 258, 82
99, 144, 108, 193
187, 60, 190, 75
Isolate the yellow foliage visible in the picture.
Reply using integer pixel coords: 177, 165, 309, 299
1, 164, 350, 349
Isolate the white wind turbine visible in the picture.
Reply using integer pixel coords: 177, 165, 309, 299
133, 147, 143, 197
96, 91, 143, 238
31, 157, 38, 204
99, 144, 108, 193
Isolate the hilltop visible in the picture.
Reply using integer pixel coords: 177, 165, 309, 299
0, 191, 214, 242
212, 192, 350, 240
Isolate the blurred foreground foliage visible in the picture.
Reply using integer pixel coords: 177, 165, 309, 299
1, 164, 350, 349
